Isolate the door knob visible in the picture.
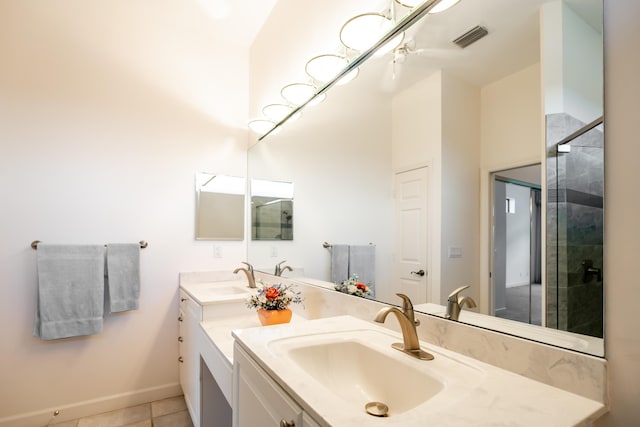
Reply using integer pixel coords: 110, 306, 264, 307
411, 269, 426, 277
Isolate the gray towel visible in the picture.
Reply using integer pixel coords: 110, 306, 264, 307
106, 244, 140, 313
330, 244, 350, 284
348, 245, 376, 297
34, 244, 105, 340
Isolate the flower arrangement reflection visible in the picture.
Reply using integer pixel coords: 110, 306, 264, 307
246, 282, 303, 311
334, 273, 371, 298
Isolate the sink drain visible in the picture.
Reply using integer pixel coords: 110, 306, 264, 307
365, 401, 389, 417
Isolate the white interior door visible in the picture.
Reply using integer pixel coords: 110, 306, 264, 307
393, 167, 429, 303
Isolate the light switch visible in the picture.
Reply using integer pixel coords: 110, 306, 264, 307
448, 246, 463, 258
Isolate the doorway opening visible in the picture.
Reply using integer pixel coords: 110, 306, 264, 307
491, 164, 542, 325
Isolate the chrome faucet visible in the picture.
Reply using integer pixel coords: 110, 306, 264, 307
233, 262, 256, 288
445, 285, 477, 321
274, 260, 293, 276
374, 293, 434, 361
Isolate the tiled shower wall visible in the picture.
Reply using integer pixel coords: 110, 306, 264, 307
546, 113, 604, 338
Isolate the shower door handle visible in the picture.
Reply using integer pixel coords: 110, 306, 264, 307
411, 269, 426, 277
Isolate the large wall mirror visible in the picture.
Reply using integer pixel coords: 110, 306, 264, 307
248, 0, 604, 356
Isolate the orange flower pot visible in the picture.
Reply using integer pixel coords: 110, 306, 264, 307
257, 308, 292, 326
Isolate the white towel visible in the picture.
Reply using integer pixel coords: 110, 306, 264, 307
330, 244, 350, 284
34, 244, 105, 340
106, 243, 140, 313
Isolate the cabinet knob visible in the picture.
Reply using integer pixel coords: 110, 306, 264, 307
181, 298, 187, 302
178, 316, 183, 322
178, 336, 183, 342
279, 420, 295, 427
178, 356, 184, 363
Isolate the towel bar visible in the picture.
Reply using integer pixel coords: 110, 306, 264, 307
31, 240, 148, 250
322, 241, 375, 249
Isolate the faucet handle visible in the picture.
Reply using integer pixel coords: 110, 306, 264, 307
447, 285, 471, 302
395, 293, 420, 326
241, 261, 254, 273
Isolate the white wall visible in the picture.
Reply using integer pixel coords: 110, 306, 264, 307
392, 71, 443, 303
440, 72, 481, 305
542, 1, 604, 124
480, 63, 542, 170
0, 2, 249, 425
247, 84, 394, 298
599, 1, 640, 425
478, 62, 542, 314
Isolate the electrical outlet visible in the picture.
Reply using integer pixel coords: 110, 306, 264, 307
214, 246, 222, 258
270, 247, 278, 257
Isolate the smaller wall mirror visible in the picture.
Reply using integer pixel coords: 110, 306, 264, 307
195, 173, 245, 240
251, 179, 294, 241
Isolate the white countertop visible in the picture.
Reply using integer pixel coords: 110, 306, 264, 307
200, 313, 306, 365
233, 315, 607, 427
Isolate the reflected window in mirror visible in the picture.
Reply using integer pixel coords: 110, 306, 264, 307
195, 173, 245, 241
251, 179, 294, 241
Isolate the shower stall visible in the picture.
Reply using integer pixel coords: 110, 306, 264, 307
546, 114, 604, 339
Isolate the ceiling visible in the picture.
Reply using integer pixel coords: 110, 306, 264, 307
356, 0, 602, 94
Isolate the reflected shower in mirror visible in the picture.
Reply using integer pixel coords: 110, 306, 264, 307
248, 0, 603, 356
251, 179, 294, 241
195, 173, 245, 241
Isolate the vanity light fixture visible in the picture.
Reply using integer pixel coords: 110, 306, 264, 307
305, 54, 359, 86
263, 104, 302, 122
395, 0, 461, 13
248, 119, 277, 135
259, 0, 446, 140
281, 83, 326, 106
339, 13, 404, 56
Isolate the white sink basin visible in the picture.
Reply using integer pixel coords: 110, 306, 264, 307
199, 283, 250, 297
267, 327, 485, 418
270, 331, 445, 415
181, 280, 254, 304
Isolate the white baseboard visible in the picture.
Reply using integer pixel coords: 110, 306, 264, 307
0, 382, 182, 427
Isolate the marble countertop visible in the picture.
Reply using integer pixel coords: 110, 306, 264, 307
414, 303, 604, 356
233, 315, 607, 427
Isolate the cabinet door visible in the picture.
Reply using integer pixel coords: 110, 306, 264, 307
233, 345, 302, 427
180, 292, 202, 427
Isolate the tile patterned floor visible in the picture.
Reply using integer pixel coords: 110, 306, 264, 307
46, 395, 193, 427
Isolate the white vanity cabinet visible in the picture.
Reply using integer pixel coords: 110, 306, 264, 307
179, 290, 202, 426
233, 343, 321, 427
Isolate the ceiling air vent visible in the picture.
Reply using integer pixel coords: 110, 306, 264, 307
453, 25, 488, 48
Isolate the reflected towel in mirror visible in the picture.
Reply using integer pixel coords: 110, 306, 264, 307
330, 244, 349, 284
349, 245, 375, 297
